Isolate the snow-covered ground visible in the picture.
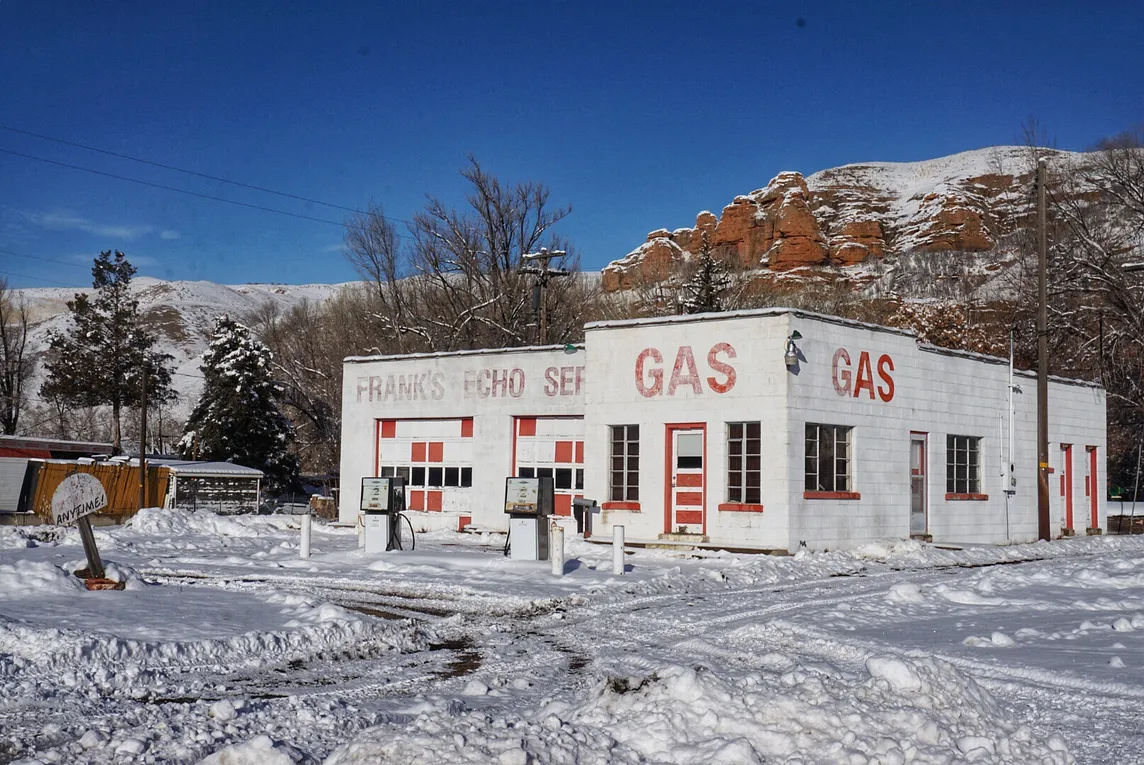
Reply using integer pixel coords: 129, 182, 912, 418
2, 510, 1143, 764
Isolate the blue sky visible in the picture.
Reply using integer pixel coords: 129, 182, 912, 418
2, 1, 1141, 289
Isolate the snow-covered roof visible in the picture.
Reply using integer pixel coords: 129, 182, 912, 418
144, 460, 264, 478
585, 306, 916, 338
345, 343, 586, 364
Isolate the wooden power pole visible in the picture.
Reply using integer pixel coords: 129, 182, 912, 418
138, 365, 148, 511
1036, 158, 1051, 541
521, 248, 570, 345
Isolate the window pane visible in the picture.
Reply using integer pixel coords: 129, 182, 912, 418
746, 486, 760, 504
538, 467, 554, 481
575, 469, 584, 490
626, 485, 639, 501
746, 471, 760, 488
678, 456, 702, 469
729, 484, 742, 503
411, 466, 426, 486
728, 471, 741, 491
628, 441, 640, 456
610, 485, 623, 501
428, 467, 443, 487
612, 456, 624, 471
628, 425, 639, 440
746, 438, 761, 456
461, 467, 472, 487
397, 466, 411, 482
746, 455, 760, 472
556, 468, 573, 490
746, 422, 760, 439
729, 423, 743, 440
444, 467, 460, 487
520, 467, 535, 478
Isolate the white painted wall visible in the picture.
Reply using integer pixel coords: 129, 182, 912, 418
339, 346, 585, 527
340, 309, 1107, 553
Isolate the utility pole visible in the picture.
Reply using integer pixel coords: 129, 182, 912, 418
521, 248, 570, 345
1036, 158, 1051, 542
138, 364, 148, 511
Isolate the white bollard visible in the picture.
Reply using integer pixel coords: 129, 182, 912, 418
612, 525, 625, 575
300, 512, 312, 559
550, 523, 565, 576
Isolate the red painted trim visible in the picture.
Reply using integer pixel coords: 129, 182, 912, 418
718, 503, 764, 513
575, 441, 584, 464
602, 501, 640, 511
374, 420, 382, 476
460, 418, 473, 438
518, 417, 537, 437
380, 420, 397, 439
411, 442, 427, 462
1044, 467, 1055, 474
1062, 444, 1073, 530
555, 493, 572, 516
458, 515, 472, 532
409, 491, 425, 511
510, 417, 519, 477
664, 422, 707, 535
804, 491, 861, 500
428, 441, 444, 463
675, 473, 702, 488
554, 440, 574, 464
945, 493, 989, 501
1088, 446, 1099, 528
426, 490, 443, 512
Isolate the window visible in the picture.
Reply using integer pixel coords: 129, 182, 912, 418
805, 424, 852, 492
610, 425, 640, 502
727, 422, 761, 504
946, 435, 981, 494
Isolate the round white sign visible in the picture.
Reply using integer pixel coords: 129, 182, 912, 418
51, 473, 108, 526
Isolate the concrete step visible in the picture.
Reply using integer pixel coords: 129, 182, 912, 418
657, 532, 708, 543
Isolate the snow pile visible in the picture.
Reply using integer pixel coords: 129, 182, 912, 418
197, 734, 302, 764
0, 560, 85, 596
128, 506, 263, 538
324, 655, 1073, 765
0, 526, 35, 550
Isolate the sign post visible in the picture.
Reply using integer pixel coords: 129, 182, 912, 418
51, 473, 108, 580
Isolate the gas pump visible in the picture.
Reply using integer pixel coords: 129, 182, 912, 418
361, 476, 414, 552
504, 476, 554, 561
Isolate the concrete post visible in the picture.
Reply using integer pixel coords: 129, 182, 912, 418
550, 523, 565, 576
300, 512, 312, 559
612, 525, 625, 575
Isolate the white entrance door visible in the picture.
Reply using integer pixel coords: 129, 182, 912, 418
909, 433, 927, 535
670, 428, 705, 534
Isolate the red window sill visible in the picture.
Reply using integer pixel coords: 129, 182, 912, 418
945, 493, 989, 501
601, 501, 641, 511
718, 503, 764, 513
803, 491, 861, 500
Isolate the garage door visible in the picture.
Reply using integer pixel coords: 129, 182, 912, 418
376, 418, 473, 513
513, 417, 584, 516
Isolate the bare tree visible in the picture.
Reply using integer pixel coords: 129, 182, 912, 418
344, 157, 581, 353
0, 278, 33, 435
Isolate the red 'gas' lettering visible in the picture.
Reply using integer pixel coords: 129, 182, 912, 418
635, 344, 738, 396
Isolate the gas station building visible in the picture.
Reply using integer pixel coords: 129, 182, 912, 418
339, 308, 1108, 552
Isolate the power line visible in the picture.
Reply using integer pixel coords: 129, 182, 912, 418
0, 268, 77, 287
0, 146, 360, 230
0, 122, 371, 216
0, 247, 91, 272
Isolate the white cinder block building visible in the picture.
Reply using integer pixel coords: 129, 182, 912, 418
339, 309, 1107, 552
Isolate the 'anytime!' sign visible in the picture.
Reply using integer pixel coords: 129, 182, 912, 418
51, 473, 108, 526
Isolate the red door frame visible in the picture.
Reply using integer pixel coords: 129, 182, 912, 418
1061, 444, 1073, 530
909, 431, 928, 535
1087, 446, 1099, 529
664, 422, 707, 535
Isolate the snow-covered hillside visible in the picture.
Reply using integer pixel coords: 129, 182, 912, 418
15, 278, 357, 419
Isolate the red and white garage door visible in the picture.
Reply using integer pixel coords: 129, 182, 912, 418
513, 416, 584, 516
376, 418, 473, 513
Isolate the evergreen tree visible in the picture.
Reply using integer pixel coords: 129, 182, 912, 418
679, 232, 731, 314
41, 251, 173, 451
179, 315, 299, 494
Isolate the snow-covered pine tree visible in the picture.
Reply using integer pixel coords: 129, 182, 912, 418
679, 232, 731, 314
40, 251, 173, 451
179, 315, 299, 494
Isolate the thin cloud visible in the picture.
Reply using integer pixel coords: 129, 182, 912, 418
24, 210, 154, 240
160, 230, 181, 240
320, 243, 345, 254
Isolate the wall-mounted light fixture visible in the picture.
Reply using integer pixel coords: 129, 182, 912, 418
784, 330, 803, 368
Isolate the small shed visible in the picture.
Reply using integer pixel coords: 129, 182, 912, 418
155, 460, 264, 514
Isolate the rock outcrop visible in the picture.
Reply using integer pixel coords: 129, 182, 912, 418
602, 146, 1064, 292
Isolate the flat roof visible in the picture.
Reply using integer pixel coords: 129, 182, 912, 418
145, 459, 264, 478
584, 306, 918, 338
0, 436, 114, 454
345, 342, 585, 364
